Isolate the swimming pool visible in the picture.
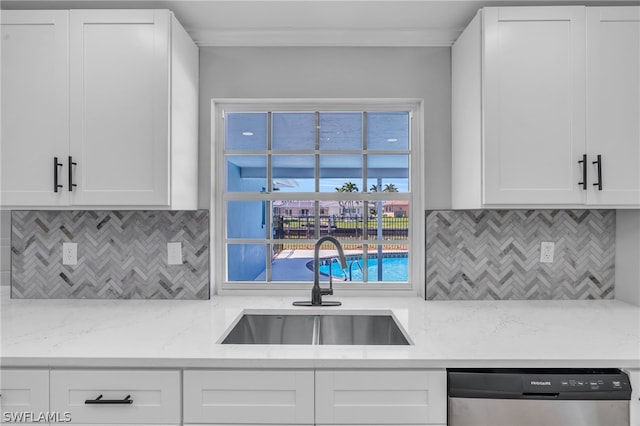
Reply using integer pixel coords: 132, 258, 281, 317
315, 253, 408, 282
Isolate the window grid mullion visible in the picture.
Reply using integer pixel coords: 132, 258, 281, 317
266, 113, 272, 282
362, 112, 369, 283
314, 111, 320, 193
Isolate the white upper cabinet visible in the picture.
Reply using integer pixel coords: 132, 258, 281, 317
69, 10, 171, 207
483, 7, 586, 206
452, 6, 640, 209
586, 7, 640, 206
1, 9, 198, 209
1, 11, 70, 207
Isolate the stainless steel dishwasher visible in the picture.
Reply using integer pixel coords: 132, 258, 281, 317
448, 368, 632, 426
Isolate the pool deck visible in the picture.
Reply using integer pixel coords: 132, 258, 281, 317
256, 249, 354, 281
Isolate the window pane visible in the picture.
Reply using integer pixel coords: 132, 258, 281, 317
317, 244, 365, 283
273, 113, 315, 150
227, 201, 267, 239
320, 155, 362, 193
318, 200, 364, 239
367, 112, 409, 150
367, 154, 409, 192
272, 155, 314, 192
225, 113, 267, 150
366, 245, 409, 282
227, 244, 266, 281
272, 200, 317, 239
226, 155, 266, 192
319, 112, 362, 150
271, 243, 315, 282
367, 201, 409, 240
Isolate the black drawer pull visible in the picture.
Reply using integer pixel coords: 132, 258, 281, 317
592, 154, 603, 191
578, 154, 587, 190
68, 156, 77, 192
84, 394, 133, 405
53, 157, 63, 192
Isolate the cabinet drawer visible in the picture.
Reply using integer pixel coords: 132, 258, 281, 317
183, 369, 314, 424
50, 370, 180, 424
315, 369, 446, 425
0, 369, 49, 422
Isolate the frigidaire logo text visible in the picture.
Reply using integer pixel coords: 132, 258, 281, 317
530, 381, 552, 386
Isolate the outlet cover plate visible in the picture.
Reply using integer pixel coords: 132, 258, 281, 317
62, 242, 77, 265
540, 241, 555, 263
167, 242, 182, 265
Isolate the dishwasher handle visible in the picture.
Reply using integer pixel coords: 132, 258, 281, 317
522, 392, 560, 399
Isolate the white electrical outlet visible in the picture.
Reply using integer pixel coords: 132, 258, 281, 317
167, 242, 182, 265
540, 241, 555, 263
62, 242, 77, 265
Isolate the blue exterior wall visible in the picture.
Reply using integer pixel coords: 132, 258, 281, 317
227, 162, 268, 281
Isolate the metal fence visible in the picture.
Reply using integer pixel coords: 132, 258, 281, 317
273, 214, 408, 239
272, 214, 408, 255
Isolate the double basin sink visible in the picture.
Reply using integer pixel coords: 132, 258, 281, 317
221, 310, 411, 346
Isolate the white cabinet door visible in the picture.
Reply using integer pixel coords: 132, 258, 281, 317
183, 370, 315, 425
69, 10, 170, 206
315, 369, 446, 425
50, 370, 180, 424
482, 7, 586, 205
0, 369, 49, 423
0, 11, 70, 207
586, 7, 640, 206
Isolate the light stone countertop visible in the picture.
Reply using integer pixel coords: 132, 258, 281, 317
1, 288, 639, 369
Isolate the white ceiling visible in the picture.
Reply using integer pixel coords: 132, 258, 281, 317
3, 0, 639, 46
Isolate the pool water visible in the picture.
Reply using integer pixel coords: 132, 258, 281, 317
318, 255, 408, 282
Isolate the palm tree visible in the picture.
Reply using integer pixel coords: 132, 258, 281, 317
383, 183, 398, 192
336, 181, 360, 217
340, 182, 359, 192
369, 183, 398, 192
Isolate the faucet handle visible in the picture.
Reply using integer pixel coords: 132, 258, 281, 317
326, 273, 335, 295
321, 288, 334, 296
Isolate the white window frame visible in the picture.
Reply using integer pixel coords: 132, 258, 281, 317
211, 99, 425, 297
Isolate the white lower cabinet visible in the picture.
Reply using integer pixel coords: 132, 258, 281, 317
2, 368, 447, 426
630, 369, 640, 426
315, 369, 446, 425
0, 369, 50, 424
183, 370, 315, 425
49, 370, 180, 425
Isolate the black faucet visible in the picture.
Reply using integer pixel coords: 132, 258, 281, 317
293, 236, 347, 307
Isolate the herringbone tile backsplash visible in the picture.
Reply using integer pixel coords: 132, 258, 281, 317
11, 210, 209, 299
426, 210, 615, 300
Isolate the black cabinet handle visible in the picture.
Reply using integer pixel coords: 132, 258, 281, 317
84, 394, 133, 405
53, 157, 63, 192
592, 154, 603, 191
68, 156, 77, 192
578, 154, 587, 190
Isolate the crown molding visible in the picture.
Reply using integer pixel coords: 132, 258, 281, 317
188, 27, 463, 47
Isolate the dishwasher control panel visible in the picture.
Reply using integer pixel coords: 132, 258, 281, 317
449, 368, 632, 400
523, 373, 630, 393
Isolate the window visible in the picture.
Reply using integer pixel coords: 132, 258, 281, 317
213, 100, 424, 293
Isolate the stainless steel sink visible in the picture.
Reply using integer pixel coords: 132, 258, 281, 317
220, 311, 411, 345
221, 314, 316, 344
318, 314, 409, 345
